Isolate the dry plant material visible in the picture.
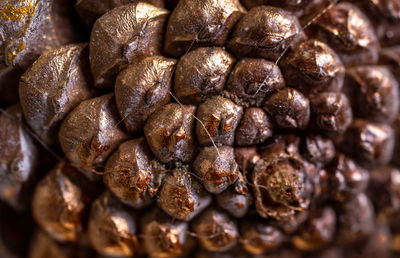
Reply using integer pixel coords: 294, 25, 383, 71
227, 58, 285, 107
144, 103, 197, 164
75, 0, 166, 27
19, 43, 92, 145
308, 2, 380, 66
174, 47, 235, 104
310, 92, 353, 134
0, 104, 38, 209
58, 94, 129, 176
141, 207, 194, 257
228, 6, 306, 61
196, 95, 243, 146
192, 208, 239, 252
115, 56, 176, 133
104, 138, 160, 209
280, 40, 345, 95
0, 0, 77, 103
164, 0, 245, 56
89, 2, 169, 88
88, 191, 139, 257
345, 65, 399, 123
194, 146, 239, 194
32, 162, 93, 242
263, 88, 310, 130
158, 167, 212, 221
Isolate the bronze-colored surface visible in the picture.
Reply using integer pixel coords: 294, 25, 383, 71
264, 88, 310, 130
164, 0, 245, 56
19, 43, 92, 146
310, 92, 352, 134
301, 134, 336, 166
216, 177, 253, 218
281, 40, 345, 94
75, 0, 165, 27
234, 146, 260, 173
240, 221, 283, 254
194, 146, 239, 194
144, 103, 197, 164
29, 230, 93, 258
342, 119, 395, 167
158, 167, 211, 221
88, 191, 139, 257
309, 2, 380, 66
0, 104, 38, 210
228, 6, 306, 61
141, 207, 193, 257
58, 94, 129, 176
235, 107, 273, 146
227, 58, 285, 107
292, 207, 336, 251
327, 153, 369, 202
174, 47, 235, 104
89, 2, 169, 88
192, 208, 239, 252
32, 162, 92, 242
196, 95, 243, 146
252, 152, 312, 221
104, 138, 155, 208
346, 65, 399, 123
0, 0, 77, 69
336, 193, 375, 245
115, 56, 176, 133
0, 0, 77, 102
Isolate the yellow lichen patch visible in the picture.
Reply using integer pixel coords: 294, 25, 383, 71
1, 2, 38, 64
0, 3, 35, 21
8, 41, 25, 63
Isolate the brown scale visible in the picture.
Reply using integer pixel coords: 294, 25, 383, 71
235, 107, 274, 146
173, 47, 236, 104
300, 134, 336, 167
280, 39, 345, 95
192, 208, 239, 252
32, 161, 95, 243
228, 5, 306, 61
19, 43, 93, 146
348, 0, 400, 47
216, 173, 253, 218
240, 220, 284, 254
292, 206, 336, 251
309, 92, 353, 134
252, 149, 313, 222
140, 207, 194, 257
194, 145, 239, 194
157, 167, 212, 221
263, 88, 310, 130
2, 0, 400, 256
326, 153, 369, 202
307, 2, 380, 66
340, 119, 395, 167
88, 191, 139, 257
115, 56, 176, 134
75, 0, 166, 28
89, 2, 169, 88
344, 65, 399, 123
0, 0, 78, 104
58, 94, 130, 178
196, 95, 243, 146
0, 104, 39, 210
164, 0, 245, 57
144, 103, 197, 164
226, 58, 286, 107
104, 137, 163, 209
